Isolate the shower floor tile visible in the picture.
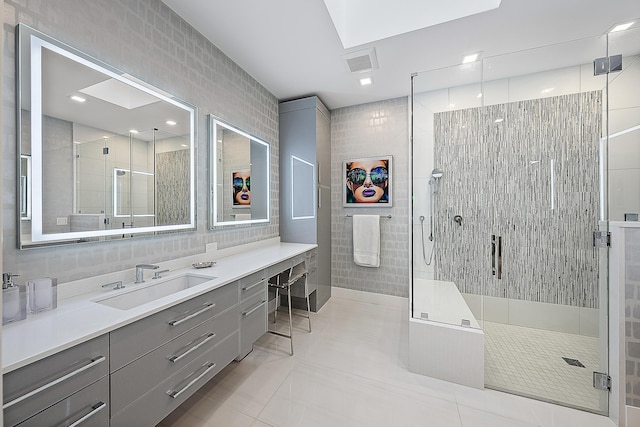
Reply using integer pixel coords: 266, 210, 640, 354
483, 321, 603, 412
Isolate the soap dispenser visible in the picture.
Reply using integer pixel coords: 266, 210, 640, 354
2, 273, 26, 325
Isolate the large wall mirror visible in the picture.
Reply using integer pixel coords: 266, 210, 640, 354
17, 24, 196, 248
209, 116, 269, 227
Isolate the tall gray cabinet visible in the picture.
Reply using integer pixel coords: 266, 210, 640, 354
279, 96, 331, 311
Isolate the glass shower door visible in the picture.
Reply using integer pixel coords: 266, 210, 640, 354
479, 37, 609, 413
410, 30, 628, 414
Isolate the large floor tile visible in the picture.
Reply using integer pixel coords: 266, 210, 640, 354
161, 295, 617, 427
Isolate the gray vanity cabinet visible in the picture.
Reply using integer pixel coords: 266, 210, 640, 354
109, 283, 240, 427
237, 270, 268, 360
3, 335, 109, 427
279, 96, 331, 312
13, 378, 109, 427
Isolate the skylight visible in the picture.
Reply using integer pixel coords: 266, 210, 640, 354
322, 0, 502, 48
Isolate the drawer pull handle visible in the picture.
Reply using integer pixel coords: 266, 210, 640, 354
68, 401, 106, 427
168, 302, 216, 326
169, 333, 217, 363
3, 355, 106, 409
167, 362, 217, 399
241, 280, 264, 292
242, 300, 266, 317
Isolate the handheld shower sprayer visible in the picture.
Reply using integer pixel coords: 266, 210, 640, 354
420, 168, 444, 265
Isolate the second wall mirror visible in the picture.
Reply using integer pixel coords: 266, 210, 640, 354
210, 117, 270, 227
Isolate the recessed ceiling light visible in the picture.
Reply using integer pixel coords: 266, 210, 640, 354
129, 129, 139, 134
166, 120, 177, 126
70, 95, 86, 103
541, 87, 555, 94
360, 77, 373, 86
180, 144, 188, 148
477, 93, 483, 98
611, 22, 634, 33
462, 53, 480, 64
494, 118, 504, 123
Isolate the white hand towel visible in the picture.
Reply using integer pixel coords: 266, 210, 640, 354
353, 214, 380, 268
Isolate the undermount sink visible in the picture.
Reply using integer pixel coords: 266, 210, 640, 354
94, 273, 215, 310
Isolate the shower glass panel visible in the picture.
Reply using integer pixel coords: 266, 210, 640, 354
607, 26, 640, 222
411, 32, 622, 414
411, 60, 483, 330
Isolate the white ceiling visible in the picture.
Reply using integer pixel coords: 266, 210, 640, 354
162, 0, 640, 110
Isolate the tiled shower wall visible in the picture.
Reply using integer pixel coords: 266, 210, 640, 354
2, 0, 279, 284
156, 150, 190, 226
433, 92, 602, 308
626, 227, 640, 406
331, 98, 410, 297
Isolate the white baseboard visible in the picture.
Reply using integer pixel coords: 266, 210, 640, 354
627, 405, 640, 427
331, 287, 407, 309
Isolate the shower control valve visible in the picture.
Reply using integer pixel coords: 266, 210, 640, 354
453, 215, 463, 226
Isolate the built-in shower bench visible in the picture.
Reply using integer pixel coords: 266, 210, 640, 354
408, 279, 484, 389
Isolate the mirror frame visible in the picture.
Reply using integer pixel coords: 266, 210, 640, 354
209, 116, 270, 227
16, 24, 196, 248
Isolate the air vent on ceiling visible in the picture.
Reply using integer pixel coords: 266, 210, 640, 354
344, 47, 378, 73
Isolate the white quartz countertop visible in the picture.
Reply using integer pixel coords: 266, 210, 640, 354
2, 241, 316, 373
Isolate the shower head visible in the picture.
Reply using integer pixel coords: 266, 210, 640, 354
429, 168, 443, 194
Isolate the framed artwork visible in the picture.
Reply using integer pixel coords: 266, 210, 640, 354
232, 169, 250, 207
343, 156, 392, 207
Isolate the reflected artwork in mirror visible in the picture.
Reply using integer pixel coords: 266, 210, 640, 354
16, 24, 196, 248
209, 116, 270, 227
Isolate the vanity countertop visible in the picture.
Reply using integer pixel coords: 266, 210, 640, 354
2, 241, 316, 374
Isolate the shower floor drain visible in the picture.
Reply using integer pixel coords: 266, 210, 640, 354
562, 357, 586, 368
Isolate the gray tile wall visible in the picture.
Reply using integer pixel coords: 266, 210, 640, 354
626, 227, 640, 406
2, 0, 279, 284
330, 98, 410, 297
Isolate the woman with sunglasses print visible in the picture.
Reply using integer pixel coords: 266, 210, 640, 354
233, 169, 251, 206
346, 159, 389, 204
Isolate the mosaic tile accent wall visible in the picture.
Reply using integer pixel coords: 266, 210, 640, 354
331, 98, 410, 298
156, 150, 190, 226
2, 0, 279, 284
433, 92, 602, 308
625, 227, 640, 406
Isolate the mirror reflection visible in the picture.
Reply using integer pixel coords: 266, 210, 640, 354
210, 117, 269, 226
17, 24, 195, 247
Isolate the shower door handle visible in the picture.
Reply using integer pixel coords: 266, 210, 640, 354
491, 235, 496, 276
497, 236, 503, 279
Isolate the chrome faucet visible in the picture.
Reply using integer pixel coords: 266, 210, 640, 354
135, 264, 159, 284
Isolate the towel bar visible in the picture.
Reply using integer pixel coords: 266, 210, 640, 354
345, 214, 392, 218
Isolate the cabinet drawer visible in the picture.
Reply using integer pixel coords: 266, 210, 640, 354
110, 306, 238, 415
3, 335, 109, 427
239, 272, 266, 301
239, 292, 267, 358
306, 249, 318, 268
110, 331, 239, 427
240, 272, 267, 302
267, 259, 291, 279
110, 282, 237, 371
15, 377, 109, 427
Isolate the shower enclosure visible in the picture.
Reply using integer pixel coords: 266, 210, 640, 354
411, 26, 640, 414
